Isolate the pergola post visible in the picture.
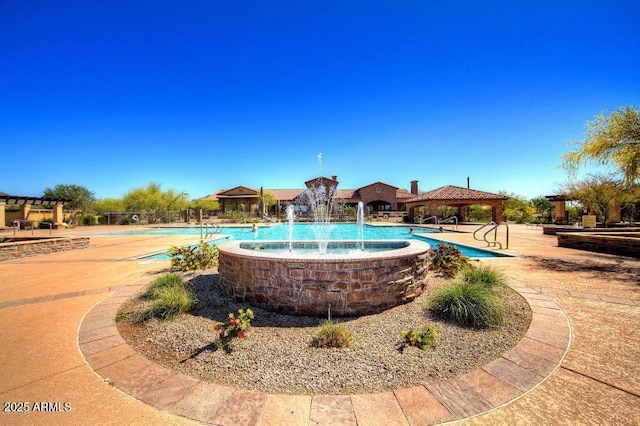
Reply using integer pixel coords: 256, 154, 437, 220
53, 203, 64, 225
21, 204, 31, 220
555, 201, 566, 224
492, 201, 504, 223
0, 202, 5, 227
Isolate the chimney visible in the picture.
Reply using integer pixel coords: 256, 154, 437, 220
332, 175, 338, 182
410, 180, 418, 195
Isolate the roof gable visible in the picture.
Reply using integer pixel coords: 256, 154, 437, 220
218, 186, 258, 197
357, 181, 398, 191
304, 176, 338, 188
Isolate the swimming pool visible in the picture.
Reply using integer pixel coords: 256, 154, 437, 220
98, 223, 508, 259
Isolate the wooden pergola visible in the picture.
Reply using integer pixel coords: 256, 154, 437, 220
405, 185, 508, 223
0, 192, 71, 227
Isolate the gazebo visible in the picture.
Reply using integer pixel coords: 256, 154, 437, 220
0, 192, 71, 228
405, 185, 508, 223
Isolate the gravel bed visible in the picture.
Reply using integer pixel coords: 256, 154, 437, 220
117, 270, 531, 395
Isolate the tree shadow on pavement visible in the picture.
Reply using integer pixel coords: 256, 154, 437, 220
524, 254, 640, 288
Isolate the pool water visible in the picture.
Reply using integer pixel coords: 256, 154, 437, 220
102, 223, 509, 259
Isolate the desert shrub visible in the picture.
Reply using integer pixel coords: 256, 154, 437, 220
211, 308, 254, 352
118, 273, 196, 322
459, 264, 506, 289
399, 324, 439, 351
312, 320, 354, 348
82, 214, 98, 226
169, 240, 219, 271
119, 217, 132, 225
428, 282, 504, 328
428, 242, 471, 278
142, 273, 185, 299
148, 285, 196, 320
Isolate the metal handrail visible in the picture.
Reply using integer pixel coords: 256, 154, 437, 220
41, 222, 53, 236
438, 216, 458, 230
482, 222, 509, 249
421, 216, 438, 227
473, 221, 495, 241
200, 222, 221, 239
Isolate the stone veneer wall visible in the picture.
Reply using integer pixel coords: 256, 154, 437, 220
218, 241, 430, 317
557, 232, 640, 258
543, 226, 640, 235
0, 237, 90, 262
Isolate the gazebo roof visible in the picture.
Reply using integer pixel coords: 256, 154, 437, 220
408, 185, 508, 202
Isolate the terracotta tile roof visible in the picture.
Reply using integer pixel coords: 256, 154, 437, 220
408, 185, 508, 202
264, 189, 305, 200
396, 189, 414, 199
201, 184, 505, 205
335, 189, 360, 199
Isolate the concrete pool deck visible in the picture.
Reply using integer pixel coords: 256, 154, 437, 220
1, 224, 639, 424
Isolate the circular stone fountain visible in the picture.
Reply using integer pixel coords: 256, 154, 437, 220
217, 239, 431, 317
218, 177, 431, 317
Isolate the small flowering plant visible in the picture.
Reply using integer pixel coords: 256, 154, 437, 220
399, 324, 439, 351
211, 308, 254, 352
169, 240, 218, 272
428, 242, 471, 278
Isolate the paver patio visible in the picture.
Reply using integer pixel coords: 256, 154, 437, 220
0, 224, 638, 425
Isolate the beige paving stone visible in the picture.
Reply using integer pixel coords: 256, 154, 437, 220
393, 385, 453, 425
427, 379, 493, 419
457, 369, 522, 407
95, 354, 154, 387
78, 324, 120, 344
529, 313, 570, 333
350, 392, 409, 426
258, 393, 312, 426
111, 362, 176, 397
482, 357, 544, 393
529, 304, 567, 318
515, 336, 566, 363
84, 343, 137, 370
525, 326, 570, 349
569, 290, 603, 301
137, 372, 200, 410
210, 389, 269, 426
310, 395, 357, 426
173, 382, 235, 423
79, 333, 125, 356
502, 346, 558, 377
539, 286, 571, 296
76, 317, 115, 332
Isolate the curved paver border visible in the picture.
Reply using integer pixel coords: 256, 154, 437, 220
78, 279, 571, 425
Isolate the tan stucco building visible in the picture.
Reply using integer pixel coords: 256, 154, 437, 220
202, 177, 507, 222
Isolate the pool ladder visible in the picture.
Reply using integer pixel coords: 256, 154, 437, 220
438, 216, 458, 230
201, 222, 222, 239
473, 221, 509, 249
418, 215, 458, 230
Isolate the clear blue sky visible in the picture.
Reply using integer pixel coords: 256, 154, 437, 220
2, 1, 638, 201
